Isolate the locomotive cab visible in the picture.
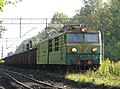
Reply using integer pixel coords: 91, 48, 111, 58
65, 25, 102, 68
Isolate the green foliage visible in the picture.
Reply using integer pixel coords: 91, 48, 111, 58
0, 59, 5, 63
111, 42, 120, 61
15, 36, 39, 53
112, 62, 120, 76
97, 59, 120, 76
65, 74, 87, 83
51, 12, 69, 24
0, 0, 20, 12
65, 72, 120, 87
97, 58, 114, 75
47, 12, 70, 33
0, 21, 6, 38
103, 0, 120, 60
0, 0, 21, 38
65, 60, 120, 87
0, 0, 4, 12
0, 0, 5, 37
71, 0, 102, 30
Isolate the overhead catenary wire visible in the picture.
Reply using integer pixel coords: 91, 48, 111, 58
0, 18, 50, 50
0, 18, 52, 25
0, 18, 92, 58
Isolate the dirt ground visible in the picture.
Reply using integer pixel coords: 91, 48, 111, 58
0, 67, 120, 89
0, 74, 15, 89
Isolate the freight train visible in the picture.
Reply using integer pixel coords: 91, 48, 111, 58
3, 25, 102, 70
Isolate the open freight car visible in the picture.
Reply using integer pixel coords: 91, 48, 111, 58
3, 48, 37, 68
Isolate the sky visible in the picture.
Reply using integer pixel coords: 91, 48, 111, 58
0, 0, 84, 58
1, 0, 83, 18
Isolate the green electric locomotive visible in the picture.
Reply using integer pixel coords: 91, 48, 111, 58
37, 25, 102, 68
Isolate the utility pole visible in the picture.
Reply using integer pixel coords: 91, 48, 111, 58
1, 45, 3, 58
45, 18, 48, 38
6, 38, 7, 49
101, 4, 104, 60
20, 18, 22, 38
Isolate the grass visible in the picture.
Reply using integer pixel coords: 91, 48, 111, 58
66, 73, 120, 87
65, 59, 120, 87
96, 58, 120, 76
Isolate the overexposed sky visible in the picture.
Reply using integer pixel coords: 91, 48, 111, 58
0, 0, 83, 57
1, 0, 83, 18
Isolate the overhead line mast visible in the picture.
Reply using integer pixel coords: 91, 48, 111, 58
20, 18, 22, 38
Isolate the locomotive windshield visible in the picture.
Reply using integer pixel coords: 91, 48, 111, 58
67, 33, 99, 43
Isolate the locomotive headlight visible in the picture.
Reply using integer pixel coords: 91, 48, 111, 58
92, 48, 97, 53
72, 48, 77, 53
81, 28, 87, 32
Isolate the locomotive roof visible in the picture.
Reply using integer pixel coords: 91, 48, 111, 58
48, 25, 99, 36
39, 25, 100, 43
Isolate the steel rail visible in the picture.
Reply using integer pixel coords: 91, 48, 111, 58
1, 72, 32, 89
0, 68, 64, 89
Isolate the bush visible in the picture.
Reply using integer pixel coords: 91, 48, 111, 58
97, 59, 120, 76
113, 61, 120, 76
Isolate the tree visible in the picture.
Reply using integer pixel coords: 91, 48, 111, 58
0, 20, 6, 37
71, 0, 102, 30
103, 0, 120, 60
0, 0, 22, 38
0, 0, 20, 12
50, 12, 69, 28
0, 0, 5, 12
51, 12, 69, 24
0, 0, 5, 38
45, 12, 70, 35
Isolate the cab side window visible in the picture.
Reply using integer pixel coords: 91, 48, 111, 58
55, 37, 59, 51
49, 39, 52, 52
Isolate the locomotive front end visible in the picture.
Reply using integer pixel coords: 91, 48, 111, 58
66, 26, 102, 68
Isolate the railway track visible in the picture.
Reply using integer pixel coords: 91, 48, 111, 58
0, 68, 64, 89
